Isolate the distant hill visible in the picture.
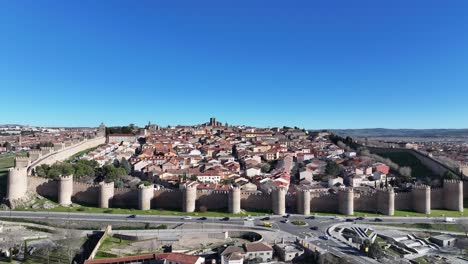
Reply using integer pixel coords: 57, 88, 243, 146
332, 128, 468, 139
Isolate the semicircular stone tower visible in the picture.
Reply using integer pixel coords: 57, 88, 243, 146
412, 184, 431, 215
377, 188, 395, 216
138, 184, 154, 210
338, 187, 354, 215
182, 183, 198, 213
58, 175, 73, 206
443, 180, 463, 212
7, 167, 28, 202
296, 189, 311, 215
228, 186, 241, 214
272, 186, 287, 215
99, 181, 115, 208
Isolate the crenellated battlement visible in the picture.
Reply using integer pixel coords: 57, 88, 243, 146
338, 187, 353, 193
99, 181, 114, 188
138, 184, 154, 189
413, 184, 431, 191
444, 179, 462, 184
59, 175, 73, 181
197, 190, 228, 195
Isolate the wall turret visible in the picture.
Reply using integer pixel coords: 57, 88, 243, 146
53, 142, 64, 151
58, 175, 73, 206
7, 167, 28, 202
296, 189, 311, 215
377, 188, 395, 216
99, 181, 115, 208
14, 156, 29, 168
138, 184, 154, 210
338, 188, 354, 215
443, 180, 463, 212
228, 186, 241, 214
28, 149, 42, 162
40, 146, 54, 156
182, 183, 198, 212
272, 186, 287, 215
412, 185, 431, 214
459, 163, 468, 177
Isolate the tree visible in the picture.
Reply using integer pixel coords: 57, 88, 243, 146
325, 160, 340, 176
261, 163, 271, 173
444, 171, 460, 180
60, 163, 75, 176
398, 166, 412, 178
120, 158, 132, 175
3, 142, 12, 151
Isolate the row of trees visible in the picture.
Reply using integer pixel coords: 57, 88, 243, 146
34, 157, 131, 183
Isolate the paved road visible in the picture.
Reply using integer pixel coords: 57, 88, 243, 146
2, 211, 463, 263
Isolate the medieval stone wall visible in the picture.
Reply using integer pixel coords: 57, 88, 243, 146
153, 189, 182, 210
240, 192, 272, 211
354, 192, 377, 213
394, 192, 412, 211
310, 192, 338, 213
196, 190, 229, 210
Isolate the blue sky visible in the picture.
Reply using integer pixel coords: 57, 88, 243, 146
1, 1, 468, 129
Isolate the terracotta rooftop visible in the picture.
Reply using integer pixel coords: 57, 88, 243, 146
244, 242, 273, 252
84, 252, 202, 264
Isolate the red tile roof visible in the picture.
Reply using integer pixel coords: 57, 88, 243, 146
84, 252, 201, 264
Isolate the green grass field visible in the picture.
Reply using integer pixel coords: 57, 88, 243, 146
371, 223, 466, 233
14, 196, 270, 217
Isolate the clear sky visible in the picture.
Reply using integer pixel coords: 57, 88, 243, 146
1, 1, 468, 129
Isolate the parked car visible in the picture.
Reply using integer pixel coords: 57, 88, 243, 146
220, 217, 230, 221
356, 217, 365, 220
182, 216, 192, 220
374, 218, 383, 222
345, 218, 354, 222
127, 214, 136, 218
283, 214, 291, 218
244, 216, 255, 221
320, 235, 330, 240
261, 217, 271, 221
198, 217, 207, 221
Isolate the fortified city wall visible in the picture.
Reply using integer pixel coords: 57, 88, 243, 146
5, 137, 468, 215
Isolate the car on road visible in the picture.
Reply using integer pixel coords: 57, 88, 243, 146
220, 217, 230, 221
261, 217, 270, 221
262, 221, 272, 227
127, 214, 136, 218
283, 214, 291, 218
244, 216, 255, 221
281, 219, 290, 223
345, 218, 354, 222
374, 218, 383, 222
320, 235, 330, 240
182, 216, 192, 220
356, 217, 365, 220
198, 217, 207, 221
310, 226, 318, 230
306, 216, 315, 220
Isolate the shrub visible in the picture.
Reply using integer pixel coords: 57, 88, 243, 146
199, 206, 208, 213
291, 221, 306, 226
